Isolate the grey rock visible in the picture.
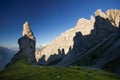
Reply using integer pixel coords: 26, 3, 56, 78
18, 21, 36, 63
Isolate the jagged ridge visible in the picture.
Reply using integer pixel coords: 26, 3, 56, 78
37, 9, 120, 67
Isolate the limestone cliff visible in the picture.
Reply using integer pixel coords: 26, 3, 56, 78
37, 16, 95, 65
37, 9, 120, 65
56, 9, 120, 74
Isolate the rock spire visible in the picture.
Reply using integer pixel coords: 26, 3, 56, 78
6, 22, 37, 68
19, 21, 36, 63
22, 21, 35, 40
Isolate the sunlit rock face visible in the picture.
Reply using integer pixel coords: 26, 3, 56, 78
38, 9, 120, 65
95, 9, 107, 19
38, 14, 95, 64
56, 10, 120, 68
22, 22, 35, 40
75, 16, 95, 35
95, 9, 120, 27
106, 9, 120, 27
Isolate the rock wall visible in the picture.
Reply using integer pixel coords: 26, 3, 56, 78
38, 9, 120, 65
38, 16, 95, 64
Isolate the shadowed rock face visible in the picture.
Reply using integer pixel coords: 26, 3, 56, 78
18, 36, 36, 63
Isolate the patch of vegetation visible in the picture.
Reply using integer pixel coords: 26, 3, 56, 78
0, 57, 120, 80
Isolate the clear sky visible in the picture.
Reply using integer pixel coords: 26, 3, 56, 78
0, 0, 120, 48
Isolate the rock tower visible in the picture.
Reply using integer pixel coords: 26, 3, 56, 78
6, 22, 37, 68
18, 21, 36, 63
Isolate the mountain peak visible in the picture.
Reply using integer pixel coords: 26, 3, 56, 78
95, 9, 120, 27
95, 9, 107, 19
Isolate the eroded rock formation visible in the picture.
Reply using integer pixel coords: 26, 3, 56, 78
18, 21, 36, 63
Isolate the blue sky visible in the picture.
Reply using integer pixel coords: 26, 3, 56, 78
0, 0, 120, 48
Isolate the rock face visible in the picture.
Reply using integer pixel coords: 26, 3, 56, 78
6, 22, 36, 68
56, 9, 120, 74
38, 16, 95, 65
37, 9, 120, 66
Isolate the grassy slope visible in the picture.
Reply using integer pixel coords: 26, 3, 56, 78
0, 57, 120, 80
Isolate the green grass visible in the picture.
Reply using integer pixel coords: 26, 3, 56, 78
0, 57, 120, 80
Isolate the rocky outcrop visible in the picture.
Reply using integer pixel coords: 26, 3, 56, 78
18, 22, 36, 63
6, 22, 37, 68
106, 9, 120, 27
